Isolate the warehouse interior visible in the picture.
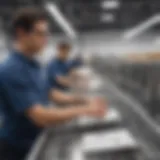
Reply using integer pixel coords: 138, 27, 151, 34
0, 0, 160, 160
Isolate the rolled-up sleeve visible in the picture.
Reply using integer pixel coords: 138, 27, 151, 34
1, 76, 40, 114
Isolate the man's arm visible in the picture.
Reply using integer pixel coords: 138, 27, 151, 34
49, 89, 86, 105
26, 98, 106, 127
26, 104, 87, 127
56, 75, 72, 87
69, 68, 79, 77
2, 72, 106, 128
56, 69, 82, 88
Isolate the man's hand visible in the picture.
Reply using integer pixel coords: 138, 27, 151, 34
85, 97, 106, 118
26, 97, 107, 127
72, 95, 88, 104
56, 75, 72, 87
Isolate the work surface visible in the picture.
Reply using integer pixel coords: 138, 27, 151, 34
26, 67, 160, 160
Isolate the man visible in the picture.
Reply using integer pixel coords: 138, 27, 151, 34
47, 42, 85, 105
47, 42, 73, 90
47, 44, 86, 95
0, 8, 106, 160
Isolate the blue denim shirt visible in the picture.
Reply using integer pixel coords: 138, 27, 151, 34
47, 58, 70, 90
0, 51, 50, 150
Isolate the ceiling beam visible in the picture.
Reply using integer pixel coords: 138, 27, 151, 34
123, 14, 160, 40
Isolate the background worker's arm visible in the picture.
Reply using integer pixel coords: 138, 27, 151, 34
56, 68, 82, 87
49, 88, 86, 105
47, 62, 81, 88
69, 68, 80, 79
56, 75, 72, 87
47, 64, 73, 88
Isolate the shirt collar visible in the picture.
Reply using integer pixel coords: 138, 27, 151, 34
12, 50, 40, 68
55, 58, 66, 64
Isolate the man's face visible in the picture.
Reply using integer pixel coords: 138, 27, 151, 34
22, 20, 49, 53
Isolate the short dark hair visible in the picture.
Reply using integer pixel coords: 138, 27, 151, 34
58, 42, 71, 50
12, 8, 47, 35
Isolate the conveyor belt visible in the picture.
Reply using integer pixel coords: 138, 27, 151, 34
94, 69, 160, 160
26, 67, 160, 160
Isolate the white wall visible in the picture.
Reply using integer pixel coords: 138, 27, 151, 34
37, 31, 160, 64
78, 31, 160, 57
0, 31, 160, 63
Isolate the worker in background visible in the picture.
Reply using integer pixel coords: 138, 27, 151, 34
0, 8, 106, 160
47, 42, 86, 105
47, 42, 73, 91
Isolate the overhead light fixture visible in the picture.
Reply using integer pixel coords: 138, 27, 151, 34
101, 0, 120, 9
45, 3, 77, 39
101, 13, 115, 22
123, 14, 160, 40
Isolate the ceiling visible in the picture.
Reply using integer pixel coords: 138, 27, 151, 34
0, 0, 160, 34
